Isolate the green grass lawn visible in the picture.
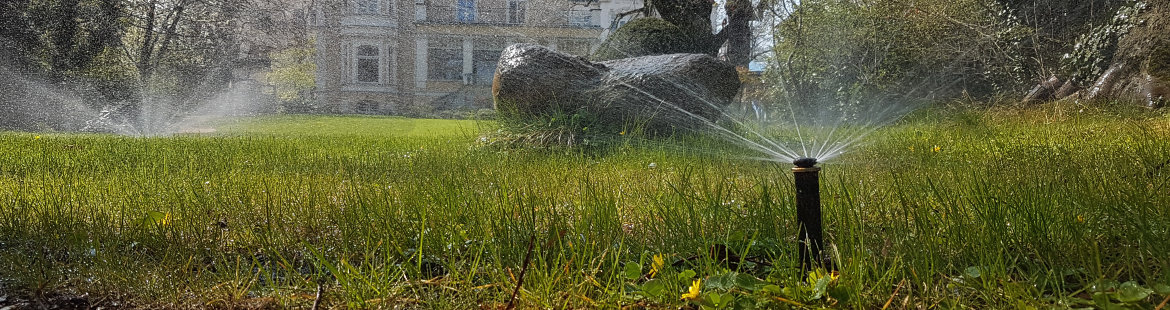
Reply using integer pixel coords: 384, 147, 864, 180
1, 107, 1169, 309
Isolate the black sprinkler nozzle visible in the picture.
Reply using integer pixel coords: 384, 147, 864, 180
792, 159, 830, 271
793, 157, 817, 168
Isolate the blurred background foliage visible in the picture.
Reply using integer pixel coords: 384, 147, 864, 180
760, 0, 1168, 115
0, 0, 313, 131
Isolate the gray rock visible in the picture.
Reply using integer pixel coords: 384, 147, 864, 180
594, 53, 741, 129
492, 44, 605, 116
493, 43, 740, 133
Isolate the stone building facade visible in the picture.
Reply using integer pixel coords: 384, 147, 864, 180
312, 0, 642, 114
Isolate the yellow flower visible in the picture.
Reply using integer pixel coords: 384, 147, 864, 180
649, 254, 664, 278
1077, 215, 1084, 223
34, 135, 41, 140
619, 130, 626, 135
908, 146, 915, 152
681, 279, 701, 300
932, 145, 941, 153
160, 213, 172, 226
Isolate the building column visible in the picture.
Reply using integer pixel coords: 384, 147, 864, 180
414, 37, 427, 89
381, 42, 389, 85
462, 37, 474, 85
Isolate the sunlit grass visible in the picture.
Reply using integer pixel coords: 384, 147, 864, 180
213, 114, 487, 138
1, 105, 1168, 309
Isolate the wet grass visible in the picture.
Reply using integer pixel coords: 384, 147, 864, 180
1, 106, 1169, 309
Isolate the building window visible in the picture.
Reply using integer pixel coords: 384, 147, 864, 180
456, 0, 476, 22
568, 10, 593, 27
470, 46, 498, 84
472, 40, 504, 85
507, 0, 525, 24
472, 51, 499, 85
428, 38, 462, 81
356, 100, 380, 114
354, 0, 378, 14
355, 45, 380, 83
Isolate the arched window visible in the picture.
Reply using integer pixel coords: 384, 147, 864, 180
354, 0, 379, 14
355, 45, 379, 83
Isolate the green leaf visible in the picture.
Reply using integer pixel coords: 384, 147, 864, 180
782, 286, 802, 300
1091, 292, 1131, 310
1152, 283, 1170, 295
704, 292, 734, 309
639, 279, 666, 298
137, 210, 169, 229
762, 284, 782, 294
1091, 279, 1120, 292
805, 271, 821, 284
678, 269, 697, 281
734, 297, 758, 310
1092, 292, 1115, 308
964, 266, 983, 279
812, 273, 832, 299
734, 273, 770, 291
827, 286, 854, 304
1116, 281, 1152, 303
707, 272, 738, 291
623, 262, 642, 280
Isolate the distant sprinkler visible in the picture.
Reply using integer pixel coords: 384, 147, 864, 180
792, 157, 830, 271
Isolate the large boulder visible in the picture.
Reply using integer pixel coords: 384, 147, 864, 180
491, 44, 606, 116
493, 43, 740, 132
594, 53, 741, 126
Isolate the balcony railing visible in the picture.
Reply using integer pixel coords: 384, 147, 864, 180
419, 5, 600, 28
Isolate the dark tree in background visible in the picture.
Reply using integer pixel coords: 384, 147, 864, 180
719, 0, 755, 66
0, 0, 126, 130
45, 0, 124, 81
602, 0, 760, 67
0, 0, 125, 80
0, 0, 41, 68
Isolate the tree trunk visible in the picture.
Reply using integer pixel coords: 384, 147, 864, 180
718, 0, 753, 66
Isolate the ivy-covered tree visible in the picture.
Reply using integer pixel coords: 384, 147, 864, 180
598, 0, 761, 67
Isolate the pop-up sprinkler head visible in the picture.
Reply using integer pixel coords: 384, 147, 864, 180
793, 157, 817, 168
792, 157, 830, 271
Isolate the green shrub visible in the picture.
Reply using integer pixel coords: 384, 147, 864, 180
591, 18, 698, 61
488, 107, 650, 150
766, 0, 1029, 114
